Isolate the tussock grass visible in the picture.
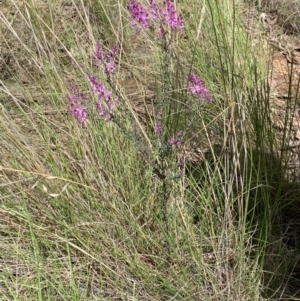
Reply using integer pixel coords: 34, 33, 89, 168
1, 0, 300, 300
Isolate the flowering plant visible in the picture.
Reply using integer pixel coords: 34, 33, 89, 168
188, 73, 213, 102
128, 0, 184, 36
67, 0, 213, 181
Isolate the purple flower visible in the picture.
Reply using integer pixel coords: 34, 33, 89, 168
155, 123, 163, 134
67, 84, 89, 124
70, 106, 88, 124
110, 43, 119, 57
96, 101, 114, 121
169, 130, 183, 146
188, 73, 213, 102
68, 42, 119, 124
127, 0, 184, 34
95, 42, 118, 73
84, 74, 118, 122
169, 137, 180, 146
104, 90, 112, 102
95, 42, 104, 61
96, 102, 106, 117
149, 0, 160, 19
176, 130, 183, 137
161, 0, 184, 30
86, 74, 106, 99
95, 99, 116, 122
178, 156, 184, 168
104, 61, 116, 73
169, 137, 177, 145
127, 0, 152, 32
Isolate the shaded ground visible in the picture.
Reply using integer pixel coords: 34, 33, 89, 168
241, 1, 300, 298
241, 1, 300, 167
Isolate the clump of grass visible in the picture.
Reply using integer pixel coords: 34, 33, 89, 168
2, 0, 300, 300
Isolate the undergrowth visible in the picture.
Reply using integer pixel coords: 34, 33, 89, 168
1, 0, 300, 300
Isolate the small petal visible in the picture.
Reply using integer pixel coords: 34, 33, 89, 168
155, 123, 163, 134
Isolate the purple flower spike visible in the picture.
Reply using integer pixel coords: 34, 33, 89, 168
95, 42, 104, 61
93, 86, 117, 122
84, 74, 118, 122
94, 42, 118, 73
128, 0, 152, 32
86, 74, 106, 99
128, 0, 184, 35
161, 0, 184, 30
67, 85, 89, 124
188, 73, 213, 102
71, 106, 88, 124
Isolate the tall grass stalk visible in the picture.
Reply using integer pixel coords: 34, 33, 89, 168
2, 0, 300, 299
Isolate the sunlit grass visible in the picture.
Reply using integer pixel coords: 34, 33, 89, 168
1, 0, 300, 300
